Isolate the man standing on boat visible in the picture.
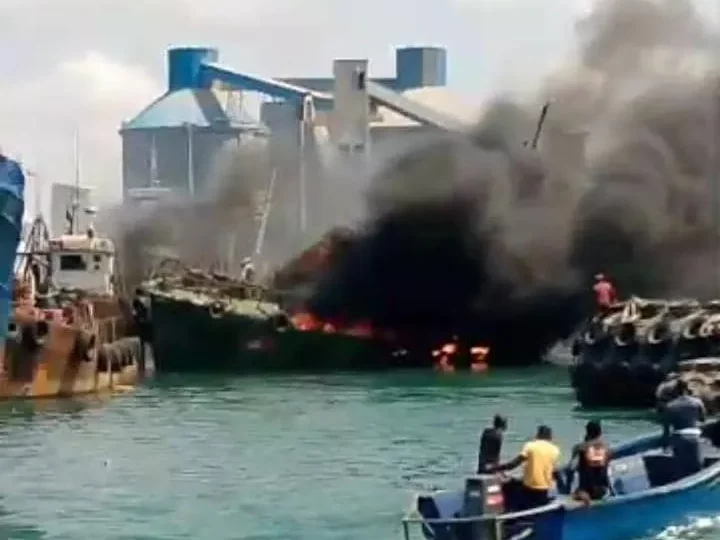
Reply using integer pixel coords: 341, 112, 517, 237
477, 414, 508, 473
592, 273, 617, 314
240, 257, 255, 283
660, 379, 706, 475
490, 425, 560, 510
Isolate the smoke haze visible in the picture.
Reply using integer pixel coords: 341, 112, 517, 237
107, 0, 720, 362
308, 0, 720, 360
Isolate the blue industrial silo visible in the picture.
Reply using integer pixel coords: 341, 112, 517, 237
120, 47, 268, 200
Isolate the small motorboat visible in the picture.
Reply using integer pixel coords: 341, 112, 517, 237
402, 419, 720, 540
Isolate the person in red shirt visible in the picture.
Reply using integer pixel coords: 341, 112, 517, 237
592, 273, 617, 313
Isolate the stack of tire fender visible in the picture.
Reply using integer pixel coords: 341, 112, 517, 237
656, 358, 720, 416
96, 337, 142, 376
570, 297, 720, 408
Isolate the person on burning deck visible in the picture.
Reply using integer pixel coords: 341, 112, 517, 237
477, 414, 508, 473
593, 273, 617, 314
240, 257, 255, 283
565, 420, 612, 503
489, 425, 561, 510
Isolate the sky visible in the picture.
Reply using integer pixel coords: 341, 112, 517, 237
0, 0, 716, 213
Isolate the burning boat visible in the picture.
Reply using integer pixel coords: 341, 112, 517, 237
143, 252, 393, 373
143, 260, 284, 372
143, 225, 498, 373
2, 215, 144, 398
570, 296, 720, 408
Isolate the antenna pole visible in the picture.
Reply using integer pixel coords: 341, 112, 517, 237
531, 102, 550, 150
71, 130, 81, 235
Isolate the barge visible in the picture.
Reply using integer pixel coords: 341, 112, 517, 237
570, 296, 720, 408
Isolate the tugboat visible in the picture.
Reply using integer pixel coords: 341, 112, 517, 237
1, 206, 145, 398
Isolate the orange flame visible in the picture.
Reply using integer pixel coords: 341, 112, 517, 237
290, 312, 376, 339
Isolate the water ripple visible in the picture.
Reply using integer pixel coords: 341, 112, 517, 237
0, 369, 686, 540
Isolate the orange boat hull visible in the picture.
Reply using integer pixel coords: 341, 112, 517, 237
0, 298, 143, 399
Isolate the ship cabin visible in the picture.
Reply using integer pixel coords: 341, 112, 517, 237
47, 227, 116, 295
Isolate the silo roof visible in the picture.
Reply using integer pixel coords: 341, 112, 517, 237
122, 88, 266, 132
370, 86, 484, 128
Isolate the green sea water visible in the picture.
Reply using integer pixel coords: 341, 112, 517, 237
0, 366, 715, 540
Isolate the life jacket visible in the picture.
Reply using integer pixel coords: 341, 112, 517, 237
584, 443, 608, 467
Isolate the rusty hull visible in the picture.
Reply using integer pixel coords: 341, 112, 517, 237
0, 296, 140, 399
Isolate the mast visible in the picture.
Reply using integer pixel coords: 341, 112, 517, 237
531, 102, 551, 150
65, 130, 81, 235
298, 95, 314, 239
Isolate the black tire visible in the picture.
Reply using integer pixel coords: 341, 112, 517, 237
208, 302, 225, 319
6, 321, 19, 342
20, 321, 46, 351
97, 346, 109, 371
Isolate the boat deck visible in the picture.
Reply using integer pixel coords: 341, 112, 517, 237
152, 288, 282, 319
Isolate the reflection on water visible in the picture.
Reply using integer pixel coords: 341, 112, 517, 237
0, 394, 113, 418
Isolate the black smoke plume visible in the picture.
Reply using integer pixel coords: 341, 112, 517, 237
308, 0, 720, 363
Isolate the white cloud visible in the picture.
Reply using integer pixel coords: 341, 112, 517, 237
59, 52, 159, 106
0, 51, 160, 207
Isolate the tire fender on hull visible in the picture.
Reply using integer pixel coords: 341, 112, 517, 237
73, 330, 97, 362
20, 320, 49, 351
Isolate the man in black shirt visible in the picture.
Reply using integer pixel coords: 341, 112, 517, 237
660, 379, 706, 475
477, 415, 508, 473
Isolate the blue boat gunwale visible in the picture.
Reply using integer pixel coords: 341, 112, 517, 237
402, 418, 720, 529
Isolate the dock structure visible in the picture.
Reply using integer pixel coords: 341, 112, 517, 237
120, 45, 475, 259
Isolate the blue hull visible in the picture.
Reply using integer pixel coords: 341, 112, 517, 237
407, 420, 720, 540
0, 157, 25, 344
561, 478, 720, 540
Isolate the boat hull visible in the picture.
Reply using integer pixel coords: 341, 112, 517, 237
150, 293, 274, 372
561, 478, 720, 540
149, 294, 390, 373
0, 298, 143, 399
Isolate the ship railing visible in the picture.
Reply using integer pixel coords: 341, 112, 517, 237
401, 502, 563, 540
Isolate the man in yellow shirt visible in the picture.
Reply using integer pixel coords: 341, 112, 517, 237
490, 425, 561, 510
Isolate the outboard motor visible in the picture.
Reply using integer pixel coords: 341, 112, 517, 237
461, 475, 505, 540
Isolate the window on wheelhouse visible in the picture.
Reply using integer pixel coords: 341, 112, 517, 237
59, 254, 87, 271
